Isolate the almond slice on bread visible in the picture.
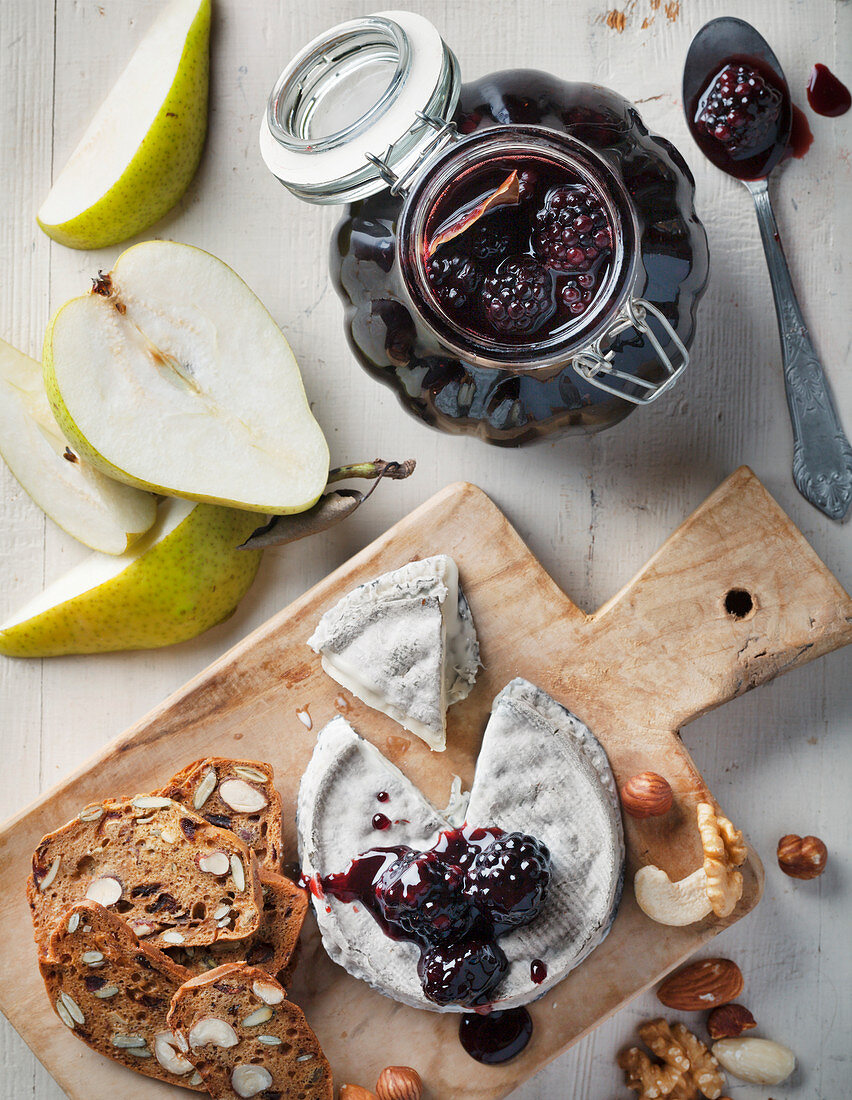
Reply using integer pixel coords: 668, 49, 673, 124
38, 900, 204, 1089
164, 869, 308, 984
28, 796, 263, 953
168, 962, 332, 1098
157, 758, 285, 871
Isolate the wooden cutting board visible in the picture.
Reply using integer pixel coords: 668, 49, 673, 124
0, 466, 849, 1099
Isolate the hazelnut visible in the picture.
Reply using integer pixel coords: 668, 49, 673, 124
707, 1003, 757, 1039
339, 1087, 377, 1100
777, 834, 827, 879
620, 772, 674, 818
376, 1066, 423, 1100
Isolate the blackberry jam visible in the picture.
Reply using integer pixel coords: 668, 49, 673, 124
262, 13, 708, 445
421, 158, 616, 343
806, 64, 851, 118
318, 824, 552, 1010
690, 56, 791, 179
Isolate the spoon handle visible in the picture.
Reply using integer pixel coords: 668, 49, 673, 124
748, 179, 852, 520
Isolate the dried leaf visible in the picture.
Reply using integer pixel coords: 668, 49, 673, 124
239, 458, 416, 550
425, 171, 520, 258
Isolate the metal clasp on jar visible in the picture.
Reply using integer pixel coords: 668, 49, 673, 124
365, 111, 460, 197
571, 298, 689, 404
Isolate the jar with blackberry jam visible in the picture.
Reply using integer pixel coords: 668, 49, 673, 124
261, 11, 709, 445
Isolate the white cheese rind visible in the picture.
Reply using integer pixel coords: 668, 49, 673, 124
297, 681, 624, 1013
307, 556, 479, 751
296, 716, 451, 1008
464, 678, 625, 1009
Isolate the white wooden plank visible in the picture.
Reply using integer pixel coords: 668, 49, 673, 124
0, 0, 849, 1097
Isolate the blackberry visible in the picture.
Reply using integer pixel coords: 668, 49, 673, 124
560, 270, 598, 316
467, 832, 552, 935
482, 256, 555, 337
466, 211, 521, 262
375, 850, 472, 944
516, 169, 538, 202
426, 252, 482, 311
695, 64, 783, 158
532, 184, 612, 272
418, 938, 508, 1007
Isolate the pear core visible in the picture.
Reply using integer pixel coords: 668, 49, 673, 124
45, 241, 329, 513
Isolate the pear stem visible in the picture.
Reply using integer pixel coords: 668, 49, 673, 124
326, 458, 416, 484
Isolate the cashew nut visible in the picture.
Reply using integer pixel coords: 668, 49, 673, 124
634, 865, 713, 925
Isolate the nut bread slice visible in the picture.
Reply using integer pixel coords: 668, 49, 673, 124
28, 796, 263, 953
165, 870, 308, 984
168, 962, 332, 1099
157, 758, 285, 871
38, 900, 205, 1090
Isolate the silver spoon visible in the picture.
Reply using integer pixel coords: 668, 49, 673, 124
683, 17, 852, 521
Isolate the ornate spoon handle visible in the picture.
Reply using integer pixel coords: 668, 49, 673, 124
746, 178, 852, 521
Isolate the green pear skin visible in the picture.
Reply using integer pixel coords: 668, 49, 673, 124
37, 0, 210, 249
0, 503, 262, 658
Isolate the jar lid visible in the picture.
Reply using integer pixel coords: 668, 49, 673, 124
260, 11, 460, 204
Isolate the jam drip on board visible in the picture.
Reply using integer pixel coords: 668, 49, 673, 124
690, 56, 790, 179
424, 158, 614, 344
806, 64, 851, 118
319, 823, 552, 1012
458, 1007, 534, 1065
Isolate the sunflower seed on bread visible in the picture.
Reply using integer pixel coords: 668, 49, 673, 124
28, 796, 263, 953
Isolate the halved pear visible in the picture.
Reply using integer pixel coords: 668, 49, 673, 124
0, 337, 156, 553
45, 240, 330, 513
37, 0, 210, 249
0, 497, 263, 658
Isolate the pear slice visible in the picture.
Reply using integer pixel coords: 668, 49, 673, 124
44, 240, 330, 513
37, 0, 210, 249
0, 497, 262, 658
0, 337, 156, 554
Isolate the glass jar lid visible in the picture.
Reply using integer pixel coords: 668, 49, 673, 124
260, 11, 460, 204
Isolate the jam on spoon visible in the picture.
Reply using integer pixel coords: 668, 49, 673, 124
683, 17, 852, 521
690, 55, 790, 178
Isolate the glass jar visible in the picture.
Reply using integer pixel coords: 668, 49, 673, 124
261, 11, 709, 445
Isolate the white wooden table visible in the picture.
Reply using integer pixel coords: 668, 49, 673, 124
1, 1, 849, 1097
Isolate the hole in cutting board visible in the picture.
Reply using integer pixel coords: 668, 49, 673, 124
724, 588, 754, 619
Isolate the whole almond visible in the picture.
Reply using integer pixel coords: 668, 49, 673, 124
657, 957, 743, 1010
712, 1037, 795, 1085
777, 834, 827, 879
707, 1002, 757, 1039
376, 1065, 423, 1100
620, 772, 674, 818
339, 1087, 378, 1100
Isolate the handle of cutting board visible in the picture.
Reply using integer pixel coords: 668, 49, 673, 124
589, 466, 852, 731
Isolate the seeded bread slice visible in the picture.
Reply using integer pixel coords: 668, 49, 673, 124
168, 963, 333, 1099
165, 870, 308, 984
38, 900, 205, 1090
28, 796, 263, 954
157, 758, 285, 871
